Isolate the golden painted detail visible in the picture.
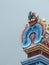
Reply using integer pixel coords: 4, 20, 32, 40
42, 18, 46, 24
48, 24, 49, 26
47, 27, 49, 31
24, 44, 49, 54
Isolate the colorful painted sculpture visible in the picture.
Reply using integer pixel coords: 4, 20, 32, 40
22, 23, 43, 48
21, 12, 49, 65
21, 11, 49, 48
28, 11, 39, 26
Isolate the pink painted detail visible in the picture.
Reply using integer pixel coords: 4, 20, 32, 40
47, 43, 49, 47
21, 24, 28, 42
42, 33, 49, 48
29, 33, 36, 43
31, 18, 36, 22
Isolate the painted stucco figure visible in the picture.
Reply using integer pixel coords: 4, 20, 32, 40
21, 11, 49, 48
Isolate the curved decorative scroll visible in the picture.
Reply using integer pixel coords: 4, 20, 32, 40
22, 23, 43, 48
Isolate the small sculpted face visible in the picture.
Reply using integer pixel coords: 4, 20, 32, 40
28, 11, 38, 23
31, 13, 36, 22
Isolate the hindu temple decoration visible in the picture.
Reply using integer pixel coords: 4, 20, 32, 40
21, 11, 49, 48
21, 11, 49, 65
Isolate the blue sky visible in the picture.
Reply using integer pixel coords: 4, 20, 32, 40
0, 0, 49, 65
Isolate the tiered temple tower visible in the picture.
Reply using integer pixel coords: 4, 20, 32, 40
21, 11, 49, 65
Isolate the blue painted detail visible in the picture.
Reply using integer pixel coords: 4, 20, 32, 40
22, 23, 43, 48
29, 62, 46, 65
21, 54, 49, 65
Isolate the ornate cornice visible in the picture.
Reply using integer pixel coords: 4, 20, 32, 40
21, 54, 49, 65
24, 43, 49, 54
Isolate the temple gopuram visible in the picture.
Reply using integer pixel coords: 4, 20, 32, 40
21, 11, 49, 65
